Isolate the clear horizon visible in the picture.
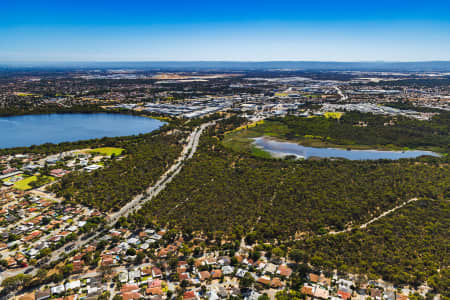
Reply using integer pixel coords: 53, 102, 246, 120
2, 0, 450, 62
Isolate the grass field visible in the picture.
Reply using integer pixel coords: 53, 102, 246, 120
14, 92, 34, 96
14, 175, 54, 190
88, 147, 124, 156
324, 112, 344, 119
224, 120, 265, 135
222, 120, 289, 156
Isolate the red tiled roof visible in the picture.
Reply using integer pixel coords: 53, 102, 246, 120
146, 287, 163, 295
199, 271, 210, 281
183, 291, 196, 300
122, 292, 142, 300
211, 269, 222, 279
121, 284, 139, 293
338, 290, 352, 300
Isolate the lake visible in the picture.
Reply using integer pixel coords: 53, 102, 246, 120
253, 137, 440, 160
0, 113, 165, 149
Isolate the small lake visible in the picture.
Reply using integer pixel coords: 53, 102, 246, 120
253, 137, 440, 160
0, 113, 165, 149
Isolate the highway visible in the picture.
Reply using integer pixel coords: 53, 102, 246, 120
108, 121, 215, 222
334, 86, 348, 101
0, 121, 216, 284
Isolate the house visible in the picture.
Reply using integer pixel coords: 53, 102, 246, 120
216, 286, 228, 298
24, 163, 39, 171
211, 269, 222, 279
7, 256, 17, 268
318, 274, 331, 286
385, 291, 396, 300
338, 288, 352, 300
254, 260, 266, 270
19, 293, 35, 300
35, 290, 51, 300
277, 264, 293, 277
396, 294, 408, 300
234, 254, 243, 263
122, 292, 143, 300
49, 169, 68, 177
198, 270, 211, 281
264, 263, 277, 274
141, 266, 153, 276
206, 290, 220, 300
205, 257, 217, 266
218, 256, 231, 266
301, 285, 315, 297
51, 285, 65, 295
128, 269, 141, 282
87, 286, 100, 296
370, 288, 383, 300
256, 276, 271, 286
337, 279, 354, 290
235, 268, 247, 278
2, 168, 17, 175
101, 255, 115, 267
152, 267, 162, 278
230, 287, 241, 298
23, 230, 42, 242
121, 284, 139, 293
183, 291, 198, 300
158, 248, 168, 258
65, 280, 81, 291
245, 290, 262, 300
309, 273, 320, 283
72, 260, 84, 273
146, 287, 163, 296
222, 265, 234, 276
127, 237, 139, 245
314, 287, 329, 299
271, 277, 284, 288
119, 272, 128, 283
84, 164, 102, 172
179, 273, 190, 281
148, 279, 162, 288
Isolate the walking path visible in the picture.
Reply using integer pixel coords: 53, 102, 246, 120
329, 197, 419, 235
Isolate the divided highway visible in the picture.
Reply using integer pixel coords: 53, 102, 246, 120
108, 121, 215, 223
334, 86, 348, 101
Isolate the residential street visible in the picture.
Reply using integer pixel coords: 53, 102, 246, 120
1, 121, 216, 284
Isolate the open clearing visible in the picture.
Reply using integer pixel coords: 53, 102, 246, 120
324, 112, 344, 119
14, 175, 54, 190
88, 147, 124, 156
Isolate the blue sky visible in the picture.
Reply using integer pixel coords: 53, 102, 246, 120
1, 0, 450, 61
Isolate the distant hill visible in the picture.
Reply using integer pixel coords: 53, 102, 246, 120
1, 61, 450, 72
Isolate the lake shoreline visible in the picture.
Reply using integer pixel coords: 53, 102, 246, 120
253, 136, 440, 160
0, 113, 165, 150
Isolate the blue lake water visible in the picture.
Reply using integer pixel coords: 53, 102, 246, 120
0, 113, 165, 149
253, 137, 440, 160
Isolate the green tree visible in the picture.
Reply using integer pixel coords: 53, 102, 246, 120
239, 272, 255, 289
